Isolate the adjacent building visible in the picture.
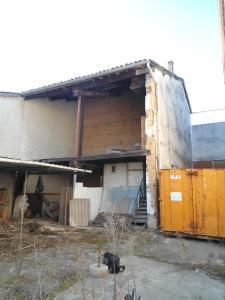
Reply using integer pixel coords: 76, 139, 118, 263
192, 121, 225, 168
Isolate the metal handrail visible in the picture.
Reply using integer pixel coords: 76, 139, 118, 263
133, 178, 145, 214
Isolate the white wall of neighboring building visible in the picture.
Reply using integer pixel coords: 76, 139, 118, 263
0, 95, 77, 160
154, 71, 192, 168
0, 96, 24, 159
192, 122, 225, 161
20, 98, 77, 160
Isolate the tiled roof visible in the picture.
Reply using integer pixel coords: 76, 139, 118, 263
21, 59, 149, 96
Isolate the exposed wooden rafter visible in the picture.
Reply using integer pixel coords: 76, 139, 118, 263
73, 90, 109, 97
130, 75, 146, 90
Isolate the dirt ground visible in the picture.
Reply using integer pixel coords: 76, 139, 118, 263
0, 220, 225, 299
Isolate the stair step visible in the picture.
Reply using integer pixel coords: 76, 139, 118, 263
135, 211, 147, 215
133, 219, 147, 224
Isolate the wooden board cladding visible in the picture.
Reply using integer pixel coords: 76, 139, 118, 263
82, 91, 145, 156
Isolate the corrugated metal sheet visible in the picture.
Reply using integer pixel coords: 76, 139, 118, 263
99, 186, 138, 214
160, 169, 225, 238
69, 198, 90, 227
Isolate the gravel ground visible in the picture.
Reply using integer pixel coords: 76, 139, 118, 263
0, 221, 225, 299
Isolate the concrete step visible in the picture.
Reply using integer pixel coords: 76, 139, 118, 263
133, 216, 147, 221
137, 206, 147, 210
135, 208, 147, 215
133, 218, 147, 224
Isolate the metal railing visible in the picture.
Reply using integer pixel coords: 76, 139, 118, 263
133, 178, 145, 214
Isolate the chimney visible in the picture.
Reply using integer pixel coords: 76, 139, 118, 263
168, 60, 174, 73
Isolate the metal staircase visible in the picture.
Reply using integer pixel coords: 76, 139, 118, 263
132, 178, 148, 226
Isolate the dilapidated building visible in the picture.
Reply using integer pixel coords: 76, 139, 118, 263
0, 59, 192, 227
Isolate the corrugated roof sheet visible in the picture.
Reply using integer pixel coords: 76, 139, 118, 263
0, 92, 21, 97
0, 58, 191, 111
21, 59, 149, 96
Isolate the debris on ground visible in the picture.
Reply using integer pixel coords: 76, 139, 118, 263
0, 221, 225, 299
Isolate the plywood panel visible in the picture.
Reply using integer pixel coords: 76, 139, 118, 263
69, 198, 90, 227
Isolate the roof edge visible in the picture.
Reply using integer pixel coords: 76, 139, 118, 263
0, 91, 21, 97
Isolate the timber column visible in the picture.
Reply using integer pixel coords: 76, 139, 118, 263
145, 73, 158, 228
74, 94, 85, 157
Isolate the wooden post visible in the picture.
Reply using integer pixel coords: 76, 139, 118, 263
19, 171, 28, 250
75, 95, 84, 157
64, 178, 69, 227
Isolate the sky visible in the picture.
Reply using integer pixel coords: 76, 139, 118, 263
0, 0, 224, 123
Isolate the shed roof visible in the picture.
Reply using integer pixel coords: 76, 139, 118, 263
0, 157, 91, 174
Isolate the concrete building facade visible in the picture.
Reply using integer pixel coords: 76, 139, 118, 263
192, 122, 225, 168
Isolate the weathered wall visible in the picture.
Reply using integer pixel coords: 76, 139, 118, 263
20, 98, 77, 160
0, 96, 24, 159
155, 71, 192, 168
144, 70, 192, 228
192, 122, 225, 161
27, 174, 69, 202
0, 95, 77, 160
145, 75, 158, 228
82, 91, 145, 156
103, 162, 143, 188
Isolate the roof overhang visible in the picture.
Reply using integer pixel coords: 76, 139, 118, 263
18, 59, 191, 113
39, 150, 149, 165
0, 157, 91, 174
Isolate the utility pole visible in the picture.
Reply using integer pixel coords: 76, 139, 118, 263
219, 0, 225, 82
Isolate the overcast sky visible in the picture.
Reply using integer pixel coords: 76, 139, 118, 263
0, 0, 225, 121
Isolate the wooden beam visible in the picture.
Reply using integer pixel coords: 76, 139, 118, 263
135, 67, 148, 76
130, 75, 146, 90
74, 95, 84, 157
73, 90, 109, 97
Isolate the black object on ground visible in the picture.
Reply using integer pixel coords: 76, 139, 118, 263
102, 251, 125, 274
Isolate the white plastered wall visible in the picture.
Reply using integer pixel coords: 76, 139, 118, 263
153, 70, 192, 168
73, 182, 103, 221
103, 162, 143, 188
0, 96, 25, 159
20, 98, 77, 160
0, 95, 77, 160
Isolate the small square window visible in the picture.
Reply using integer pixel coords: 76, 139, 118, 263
110, 165, 116, 173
